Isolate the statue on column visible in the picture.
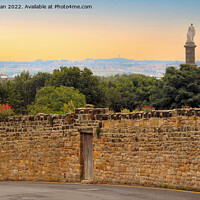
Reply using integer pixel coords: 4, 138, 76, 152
184, 23, 197, 67
186, 23, 195, 43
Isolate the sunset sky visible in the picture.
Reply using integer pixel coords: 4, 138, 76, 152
0, 0, 200, 61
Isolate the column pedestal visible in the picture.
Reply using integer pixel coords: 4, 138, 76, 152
184, 42, 197, 67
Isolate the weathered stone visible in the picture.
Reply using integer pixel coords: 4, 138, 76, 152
0, 108, 199, 190
184, 41, 197, 67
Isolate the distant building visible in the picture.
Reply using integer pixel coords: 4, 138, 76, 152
0, 73, 9, 81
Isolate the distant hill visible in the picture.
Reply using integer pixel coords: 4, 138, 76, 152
0, 58, 192, 78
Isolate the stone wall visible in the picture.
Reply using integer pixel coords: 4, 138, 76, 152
93, 114, 200, 189
0, 115, 82, 182
0, 108, 200, 190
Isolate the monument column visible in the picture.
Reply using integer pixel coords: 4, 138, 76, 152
184, 24, 197, 67
184, 42, 197, 67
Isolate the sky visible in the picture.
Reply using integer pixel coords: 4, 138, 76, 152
0, 0, 200, 61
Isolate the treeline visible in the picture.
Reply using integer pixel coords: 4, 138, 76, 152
0, 64, 200, 115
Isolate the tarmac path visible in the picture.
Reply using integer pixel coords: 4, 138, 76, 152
0, 182, 199, 200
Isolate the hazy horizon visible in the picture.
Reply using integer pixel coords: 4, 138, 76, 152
0, 57, 189, 62
0, 57, 189, 78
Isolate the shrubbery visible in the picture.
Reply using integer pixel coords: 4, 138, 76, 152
0, 104, 14, 120
0, 64, 199, 115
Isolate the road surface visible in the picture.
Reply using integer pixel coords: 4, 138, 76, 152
0, 182, 199, 200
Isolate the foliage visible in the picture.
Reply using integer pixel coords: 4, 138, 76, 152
0, 71, 50, 114
103, 74, 158, 112
132, 108, 139, 113
0, 104, 14, 120
28, 86, 86, 115
96, 127, 101, 139
1, 64, 200, 115
47, 67, 108, 107
65, 114, 75, 123
134, 105, 155, 112
121, 108, 131, 113
0, 81, 7, 104
63, 100, 77, 113
48, 115, 56, 127
150, 64, 200, 109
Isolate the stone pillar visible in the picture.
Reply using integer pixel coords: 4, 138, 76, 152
184, 42, 197, 67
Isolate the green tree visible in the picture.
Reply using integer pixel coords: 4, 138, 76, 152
47, 67, 107, 107
30, 72, 50, 95
28, 86, 86, 114
6, 82, 25, 114
150, 64, 200, 109
2, 71, 50, 114
0, 81, 8, 104
111, 78, 135, 112
103, 74, 157, 111
47, 66, 82, 88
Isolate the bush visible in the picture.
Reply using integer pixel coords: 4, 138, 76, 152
121, 108, 131, 113
134, 105, 155, 112
0, 104, 14, 120
28, 86, 86, 115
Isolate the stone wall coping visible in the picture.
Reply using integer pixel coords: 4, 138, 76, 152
1, 108, 200, 122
